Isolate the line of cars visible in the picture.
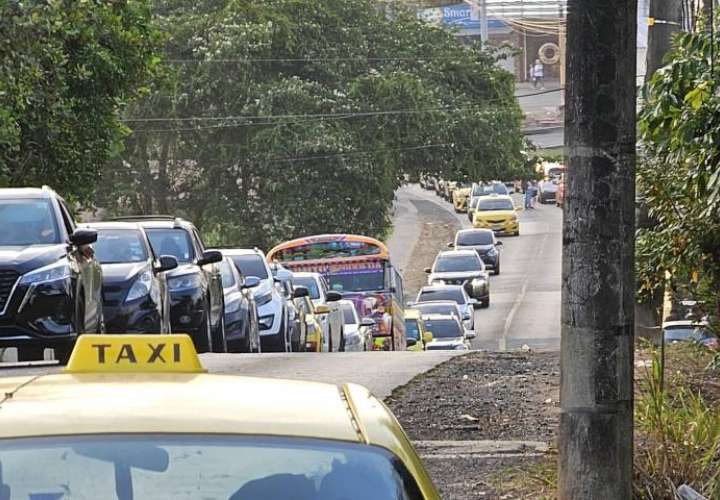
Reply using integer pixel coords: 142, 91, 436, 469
0, 187, 376, 362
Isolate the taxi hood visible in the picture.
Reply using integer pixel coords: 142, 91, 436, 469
474, 210, 515, 219
0, 244, 68, 275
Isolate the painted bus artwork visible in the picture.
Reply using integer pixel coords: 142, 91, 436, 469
267, 234, 406, 351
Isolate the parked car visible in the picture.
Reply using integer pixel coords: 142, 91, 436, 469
472, 194, 520, 236
221, 248, 292, 352
538, 178, 560, 204
663, 320, 717, 348
423, 313, 474, 351
338, 299, 374, 352
415, 285, 475, 332
504, 181, 516, 194
219, 256, 261, 353
404, 309, 434, 351
0, 187, 103, 362
467, 182, 509, 222
270, 263, 305, 352
83, 222, 177, 335
409, 300, 466, 325
426, 250, 490, 307
450, 228, 502, 275
120, 216, 226, 353
291, 272, 345, 351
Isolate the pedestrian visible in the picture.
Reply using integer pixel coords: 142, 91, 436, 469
524, 180, 533, 209
532, 59, 544, 89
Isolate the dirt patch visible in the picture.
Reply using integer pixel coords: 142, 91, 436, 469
402, 199, 461, 301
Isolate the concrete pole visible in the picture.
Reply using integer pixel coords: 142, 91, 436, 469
480, 0, 488, 42
559, 0, 636, 498
646, 0, 682, 77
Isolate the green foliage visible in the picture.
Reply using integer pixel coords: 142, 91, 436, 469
637, 27, 720, 321
0, 0, 160, 205
99, 0, 524, 248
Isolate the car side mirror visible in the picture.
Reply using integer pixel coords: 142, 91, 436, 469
70, 229, 97, 247
197, 250, 222, 267
496, 241, 503, 246
423, 331, 434, 344
293, 285, 310, 299
406, 338, 418, 348
360, 317, 375, 327
447, 242, 455, 248
424, 267, 432, 274
465, 330, 477, 340
326, 291, 342, 302
463, 312, 471, 321
406, 302, 415, 308
155, 255, 178, 273
314, 304, 331, 315
243, 276, 261, 289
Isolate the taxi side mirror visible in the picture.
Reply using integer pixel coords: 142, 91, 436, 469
406, 338, 418, 348
423, 331, 433, 344
315, 304, 331, 315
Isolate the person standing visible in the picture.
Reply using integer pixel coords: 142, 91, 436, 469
524, 180, 533, 208
532, 59, 544, 89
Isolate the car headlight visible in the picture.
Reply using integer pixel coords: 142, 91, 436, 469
20, 261, 71, 285
255, 290, 273, 306
258, 314, 274, 329
126, 271, 153, 302
168, 273, 202, 292
487, 247, 498, 256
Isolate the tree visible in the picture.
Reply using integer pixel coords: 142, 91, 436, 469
559, 0, 636, 497
98, 0, 524, 248
0, 0, 160, 205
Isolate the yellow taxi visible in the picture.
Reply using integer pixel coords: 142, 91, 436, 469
0, 335, 440, 499
404, 309, 433, 351
452, 186, 471, 213
472, 194, 520, 236
294, 294, 330, 352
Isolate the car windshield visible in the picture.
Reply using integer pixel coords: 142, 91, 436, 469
405, 319, 420, 340
229, 254, 269, 280
423, 318, 463, 339
456, 231, 493, 246
417, 288, 465, 305
0, 435, 422, 500
434, 255, 482, 273
327, 271, 385, 293
146, 229, 194, 263
477, 199, 514, 211
472, 184, 507, 197
664, 326, 708, 342
0, 199, 60, 246
293, 276, 321, 299
94, 229, 149, 264
219, 259, 236, 288
341, 304, 357, 324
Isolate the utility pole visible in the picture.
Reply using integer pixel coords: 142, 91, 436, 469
480, 0, 488, 42
559, 0, 636, 498
646, 0, 682, 77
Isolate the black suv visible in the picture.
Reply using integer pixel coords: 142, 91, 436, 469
0, 187, 103, 362
116, 216, 226, 353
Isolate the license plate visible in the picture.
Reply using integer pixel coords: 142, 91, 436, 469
492, 224, 504, 230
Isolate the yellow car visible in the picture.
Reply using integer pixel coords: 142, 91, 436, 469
472, 194, 520, 236
0, 335, 441, 499
404, 309, 433, 350
452, 187, 471, 213
295, 294, 330, 352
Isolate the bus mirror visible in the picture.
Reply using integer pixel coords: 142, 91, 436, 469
326, 291, 342, 302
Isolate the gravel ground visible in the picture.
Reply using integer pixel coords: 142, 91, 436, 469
386, 351, 560, 499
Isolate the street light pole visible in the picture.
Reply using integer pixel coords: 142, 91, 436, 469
559, 0, 637, 498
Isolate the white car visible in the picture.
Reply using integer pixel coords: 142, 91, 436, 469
415, 285, 475, 332
291, 272, 345, 352
422, 313, 473, 351
221, 248, 291, 352
338, 300, 374, 351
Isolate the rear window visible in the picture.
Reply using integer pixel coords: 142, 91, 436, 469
230, 254, 269, 280
456, 231, 494, 246
0, 435, 423, 500
434, 254, 482, 273
417, 288, 465, 305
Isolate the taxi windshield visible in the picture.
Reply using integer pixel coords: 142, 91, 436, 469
0, 435, 423, 500
477, 199, 514, 211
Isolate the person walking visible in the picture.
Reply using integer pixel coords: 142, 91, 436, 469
532, 59, 544, 89
524, 180, 533, 209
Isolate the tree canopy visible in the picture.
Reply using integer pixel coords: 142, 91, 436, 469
98, 0, 525, 248
0, 0, 159, 204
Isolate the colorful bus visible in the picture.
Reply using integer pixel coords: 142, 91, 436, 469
267, 234, 406, 351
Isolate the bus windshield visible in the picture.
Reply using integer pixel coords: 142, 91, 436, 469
328, 270, 385, 293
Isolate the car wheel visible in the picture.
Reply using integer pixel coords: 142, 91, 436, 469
17, 345, 45, 362
211, 314, 227, 353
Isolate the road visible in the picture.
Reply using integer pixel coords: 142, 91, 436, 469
0, 185, 561, 393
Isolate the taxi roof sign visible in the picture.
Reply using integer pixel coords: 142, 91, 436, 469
65, 334, 206, 374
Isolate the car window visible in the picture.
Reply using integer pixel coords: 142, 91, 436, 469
492, 183, 508, 195
456, 231, 494, 246
219, 259, 236, 288
146, 229, 195, 263
342, 304, 357, 324
423, 318, 463, 338
477, 199, 514, 211
434, 254, 482, 273
93, 229, 149, 264
293, 276, 321, 299
229, 254, 269, 280
0, 435, 423, 500
418, 288, 465, 305
0, 199, 61, 246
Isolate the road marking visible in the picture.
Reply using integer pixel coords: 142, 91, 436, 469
500, 229, 549, 351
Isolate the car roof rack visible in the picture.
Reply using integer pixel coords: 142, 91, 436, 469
111, 215, 178, 222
